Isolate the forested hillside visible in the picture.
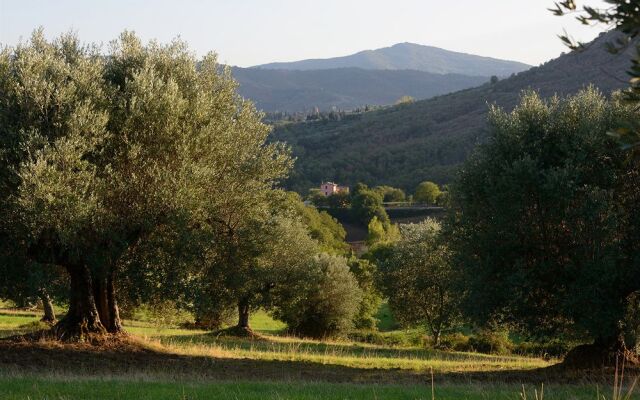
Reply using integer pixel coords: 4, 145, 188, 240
232, 67, 488, 112
254, 42, 530, 76
273, 31, 634, 193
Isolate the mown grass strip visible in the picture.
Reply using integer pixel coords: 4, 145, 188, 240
0, 376, 620, 400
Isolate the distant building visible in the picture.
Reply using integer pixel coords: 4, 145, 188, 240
320, 182, 349, 196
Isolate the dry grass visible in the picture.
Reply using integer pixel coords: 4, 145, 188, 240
147, 334, 551, 373
0, 307, 554, 384
1, 308, 639, 399
2, 307, 631, 386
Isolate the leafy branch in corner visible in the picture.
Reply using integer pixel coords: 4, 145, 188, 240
551, 0, 640, 150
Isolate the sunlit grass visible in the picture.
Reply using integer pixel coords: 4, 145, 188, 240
129, 317, 552, 372
123, 309, 286, 336
148, 336, 550, 372
0, 307, 625, 400
0, 307, 553, 374
0, 310, 40, 337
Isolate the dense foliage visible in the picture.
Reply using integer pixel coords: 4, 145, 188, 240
373, 185, 406, 202
377, 219, 459, 345
351, 184, 390, 227
284, 192, 349, 254
552, 0, 640, 151
347, 258, 382, 330
0, 31, 289, 339
413, 181, 441, 205
309, 183, 393, 231
273, 253, 363, 338
448, 88, 640, 352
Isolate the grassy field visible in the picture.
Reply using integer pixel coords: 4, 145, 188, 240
0, 307, 635, 400
0, 376, 623, 400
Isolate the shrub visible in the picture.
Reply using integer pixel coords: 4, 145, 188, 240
414, 181, 441, 204
468, 330, 513, 355
513, 339, 572, 359
274, 254, 362, 338
439, 332, 472, 352
132, 301, 193, 328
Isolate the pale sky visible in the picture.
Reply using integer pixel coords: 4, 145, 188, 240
0, 0, 608, 67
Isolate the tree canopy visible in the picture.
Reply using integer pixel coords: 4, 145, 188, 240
378, 219, 459, 345
414, 181, 441, 205
448, 88, 640, 354
551, 0, 640, 149
0, 30, 291, 339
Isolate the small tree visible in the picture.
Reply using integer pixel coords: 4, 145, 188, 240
374, 186, 406, 202
414, 181, 441, 205
351, 184, 390, 226
348, 258, 382, 330
273, 253, 362, 338
366, 216, 386, 246
199, 214, 319, 334
378, 219, 460, 346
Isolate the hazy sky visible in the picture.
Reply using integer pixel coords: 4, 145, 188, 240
0, 0, 608, 67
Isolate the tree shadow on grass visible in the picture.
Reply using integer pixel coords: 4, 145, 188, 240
160, 332, 535, 363
0, 338, 613, 385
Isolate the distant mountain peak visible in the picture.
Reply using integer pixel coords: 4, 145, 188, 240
392, 42, 425, 47
253, 43, 531, 77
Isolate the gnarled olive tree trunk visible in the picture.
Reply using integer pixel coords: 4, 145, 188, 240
54, 264, 105, 340
91, 270, 123, 334
54, 265, 123, 340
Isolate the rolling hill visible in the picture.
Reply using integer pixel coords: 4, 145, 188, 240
272, 31, 634, 193
254, 42, 530, 76
232, 67, 489, 112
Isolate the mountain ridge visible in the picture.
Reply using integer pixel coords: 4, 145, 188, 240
252, 42, 531, 77
232, 66, 490, 112
271, 31, 633, 193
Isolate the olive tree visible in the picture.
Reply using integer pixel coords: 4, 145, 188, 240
448, 88, 640, 361
198, 213, 320, 334
551, 0, 640, 149
0, 31, 290, 340
273, 253, 363, 338
378, 219, 460, 345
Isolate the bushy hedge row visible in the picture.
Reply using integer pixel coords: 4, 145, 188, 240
348, 328, 573, 358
